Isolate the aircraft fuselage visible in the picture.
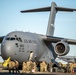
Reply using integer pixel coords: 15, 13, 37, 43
1, 31, 56, 64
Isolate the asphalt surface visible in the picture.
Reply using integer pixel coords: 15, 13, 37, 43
0, 64, 76, 75
0, 71, 76, 75
0, 68, 76, 75
0, 72, 76, 75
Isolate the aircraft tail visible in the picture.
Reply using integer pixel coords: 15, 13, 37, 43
21, 2, 76, 36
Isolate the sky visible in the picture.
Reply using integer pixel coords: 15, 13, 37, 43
0, 0, 76, 62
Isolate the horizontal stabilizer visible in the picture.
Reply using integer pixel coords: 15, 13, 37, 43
56, 6, 76, 12
21, 7, 51, 13
21, 6, 76, 13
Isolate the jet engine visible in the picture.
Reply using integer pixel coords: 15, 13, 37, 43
54, 41, 70, 56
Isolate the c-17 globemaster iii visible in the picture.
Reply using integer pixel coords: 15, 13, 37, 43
0, 2, 76, 67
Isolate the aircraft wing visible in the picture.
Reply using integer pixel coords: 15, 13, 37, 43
0, 36, 5, 43
43, 36, 76, 45
58, 56, 74, 60
0, 45, 1, 56
57, 56, 76, 63
0, 36, 4, 56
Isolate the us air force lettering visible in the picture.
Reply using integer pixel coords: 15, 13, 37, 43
0, 2, 76, 66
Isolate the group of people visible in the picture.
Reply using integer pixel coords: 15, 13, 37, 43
6, 60, 49, 73
7, 60, 20, 73
22, 60, 49, 73
3, 57, 53, 73
3, 59, 20, 73
22, 61, 37, 73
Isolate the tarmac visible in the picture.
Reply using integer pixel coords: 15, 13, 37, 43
0, 69, 76, 75
0, 64, 76, 75
0, 72, 76, 75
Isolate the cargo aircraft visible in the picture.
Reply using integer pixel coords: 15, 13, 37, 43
0, 2, 76, 66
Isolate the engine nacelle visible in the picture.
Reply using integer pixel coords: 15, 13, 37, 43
54, 41, 70, 56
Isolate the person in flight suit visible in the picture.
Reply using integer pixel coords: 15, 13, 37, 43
22, 61, 27, 73
40, 60, 47, 72
26, 61, 31, 71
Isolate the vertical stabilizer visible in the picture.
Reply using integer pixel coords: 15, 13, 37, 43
21, 2, 76, 36
46, 2, 57, 36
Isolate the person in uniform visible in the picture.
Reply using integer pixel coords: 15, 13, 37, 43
40, 61, 43, 72
30, 61, 34, 72
22, 61, 27, 73
43, 61, 47, 72
49, 62, 53, 72
40, 61, 47, 72
66, 63, 70, 73
33, 62, 37, 72
26, 61, 31, 71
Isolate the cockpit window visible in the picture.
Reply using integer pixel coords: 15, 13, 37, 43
6, 38, 10, 40
16, 38, 22, 42
6, 36, 22, 42
16, 38, 19, 41
6, 37, 15, 41
19, 37, 22, 42
10, 38, 15, 40
15, 35, 17, 37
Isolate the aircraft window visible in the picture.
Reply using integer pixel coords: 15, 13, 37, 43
19, 37, 22, 42
10, 38, 15, 40
15, 35, 17, 37
15, 43, 18, 47
6, 38, 10, 40
16, 38, 19, 41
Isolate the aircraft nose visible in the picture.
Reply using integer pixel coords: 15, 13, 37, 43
1, 42, 13, 59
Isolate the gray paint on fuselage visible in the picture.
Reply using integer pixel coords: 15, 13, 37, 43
1, 31, 55, 64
